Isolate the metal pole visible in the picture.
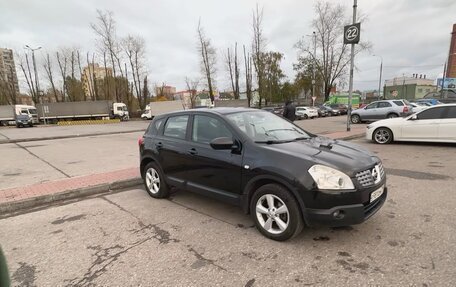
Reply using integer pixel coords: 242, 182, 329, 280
312, 31, 316, 107
26, 45, 45, 124
347, 0, 357, 132
378, 59, 383, 100
441, 61, 447, 97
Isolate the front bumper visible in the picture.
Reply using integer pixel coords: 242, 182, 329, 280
304, 187, 387, 227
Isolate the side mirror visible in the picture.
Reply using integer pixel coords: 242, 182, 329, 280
210, 137, 235, 150
409, 114, 418, 121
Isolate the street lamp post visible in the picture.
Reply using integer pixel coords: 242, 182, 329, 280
373, 54, 383, 100
312, 31, 316, 107
25, 45, 45, 124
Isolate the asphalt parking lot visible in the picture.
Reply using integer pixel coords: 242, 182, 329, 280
1, 118, 455, 286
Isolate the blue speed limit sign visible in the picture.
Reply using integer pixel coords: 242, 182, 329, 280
344, 23, 361, 44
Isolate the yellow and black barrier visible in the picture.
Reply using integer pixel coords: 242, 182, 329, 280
57, 119, 121, 126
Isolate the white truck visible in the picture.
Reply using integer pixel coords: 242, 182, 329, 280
141, 100, 185, 120
36, 100, 129, 123
0, 104, 39, 126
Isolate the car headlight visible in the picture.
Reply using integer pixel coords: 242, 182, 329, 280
367, 124, 373, 129
308, 164, 355, 190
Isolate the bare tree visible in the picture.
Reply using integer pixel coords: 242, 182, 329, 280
91, 9, 124, 102
295, 1, 371, 101
252, 4, 267, 107
225, 43, 240, 99
43, 53, 59, 102
123, 35, 147, 109
243, 45, 253, 107
18, 53, 38, 103
142, 76, 150, 109
0, 67, 17, 105
56, 50, 68, 101
197, 20, 216, 104
185, 77, 200, 108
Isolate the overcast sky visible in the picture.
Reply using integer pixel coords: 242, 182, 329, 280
1, 0, 455, 93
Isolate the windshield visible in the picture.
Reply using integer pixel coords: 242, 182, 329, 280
226, 111, 310, 143
28, 109, 37, 115
122, 106, 128, 111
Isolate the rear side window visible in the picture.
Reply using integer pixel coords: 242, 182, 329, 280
163, 115, 189, 139
417, 107, 446, 120
147, 118, 164, 135
393, 101, 404, 106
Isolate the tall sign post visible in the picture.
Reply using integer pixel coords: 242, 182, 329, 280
344, 0, 360, 131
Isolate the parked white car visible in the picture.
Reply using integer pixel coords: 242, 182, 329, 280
366, 104, 456, 144
295, 106, 318, 120
410, 102, 429, 113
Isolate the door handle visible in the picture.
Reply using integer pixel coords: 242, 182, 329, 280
155, 142, 163, 149
188, 148, 198, 155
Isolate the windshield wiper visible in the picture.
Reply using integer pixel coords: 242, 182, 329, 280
293, 137, 310, 141
255, 139, 294, 144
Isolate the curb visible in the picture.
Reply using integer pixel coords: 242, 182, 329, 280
0, 177, 142, 215
0, 129, 145, 144
337, 133, 365, 141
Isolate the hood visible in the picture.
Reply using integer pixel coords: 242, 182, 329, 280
262, 136, 379, 176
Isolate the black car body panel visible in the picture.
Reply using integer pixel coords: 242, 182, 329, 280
140, 108, 386, 227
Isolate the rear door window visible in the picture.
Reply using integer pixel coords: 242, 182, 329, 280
393, 101, 404, 106
378, 102, 392, 108
163, 115, 189, 140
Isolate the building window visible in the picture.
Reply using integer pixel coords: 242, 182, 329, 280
417, 88, 423, 93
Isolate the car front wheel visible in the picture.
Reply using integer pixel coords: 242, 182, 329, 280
250, 184, 303, 241
373, 127, 393, 144
143, 162, 169, 198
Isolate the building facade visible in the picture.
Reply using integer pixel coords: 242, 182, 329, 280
81, 63, 113, 99
384, 75, 436, 100
0, 48, 20, 94
447, 23, 456, 78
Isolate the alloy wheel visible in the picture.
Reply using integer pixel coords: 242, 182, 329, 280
145, 168, 160, 194
374, 128, 391, 144
255, 194, 290, 234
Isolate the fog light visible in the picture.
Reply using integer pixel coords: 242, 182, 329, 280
333, 210, 345, 219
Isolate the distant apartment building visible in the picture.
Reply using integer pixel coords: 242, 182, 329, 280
155, 85, 176, 100
446, 23, 456, 78
384, 75, 436, 100
81, 63, 113, 99
0, 48, 20, 94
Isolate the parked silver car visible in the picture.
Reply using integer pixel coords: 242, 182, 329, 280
351, 100, 413, 124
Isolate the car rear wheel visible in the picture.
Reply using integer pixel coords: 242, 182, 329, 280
387, 113, 398, 119
373, 127, 393, 144
351, 114, 361, 124
143, 162, 169, 198
303, 114, 308, 119
250, 184, 303, 241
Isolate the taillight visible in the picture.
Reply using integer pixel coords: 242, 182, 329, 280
138, 137, 144, 146
403, 106, 409, 113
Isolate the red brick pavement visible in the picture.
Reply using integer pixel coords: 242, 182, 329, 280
0, 167, 140, 204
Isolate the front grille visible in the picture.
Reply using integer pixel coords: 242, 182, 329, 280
356, 163, 385, 187
356, 169, 374, 187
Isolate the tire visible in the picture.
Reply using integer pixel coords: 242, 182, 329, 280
373, 127, 393, 144
303, 114, 308, 120
351, 114, 361, 124
142, 162, 169, 198
387, 113, 398, 119
250, 184, 303, 241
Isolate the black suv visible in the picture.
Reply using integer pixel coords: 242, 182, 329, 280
139, 108, 387, 241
